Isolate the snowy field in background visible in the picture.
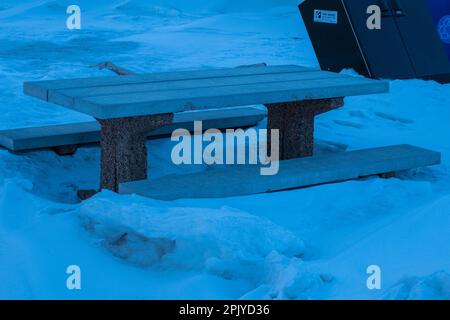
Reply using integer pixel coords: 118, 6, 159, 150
0, 0, 450, 299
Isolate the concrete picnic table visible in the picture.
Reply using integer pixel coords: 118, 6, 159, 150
24, 65, 390, 193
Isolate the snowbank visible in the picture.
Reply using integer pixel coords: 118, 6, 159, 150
0, 0, 299, 16
77, 191, 305, 272
385, 271, 450, 300
77, 191, 331, 299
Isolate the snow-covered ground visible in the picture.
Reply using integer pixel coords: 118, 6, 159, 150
0, 0, 449, 300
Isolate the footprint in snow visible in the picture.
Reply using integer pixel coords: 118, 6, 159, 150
315, 139, 348, 154
347, 110, 369, 119
375, 112, 414, 124
333, 119, 365, 129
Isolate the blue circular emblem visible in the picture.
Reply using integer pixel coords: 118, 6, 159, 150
438, 15, 450, 44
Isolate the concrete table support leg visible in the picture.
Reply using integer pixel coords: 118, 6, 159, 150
265, 98, 344, 160
98, 114, 173, 192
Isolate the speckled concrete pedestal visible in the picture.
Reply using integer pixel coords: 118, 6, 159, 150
98, 114, 173, 192
265, 98, 344, 160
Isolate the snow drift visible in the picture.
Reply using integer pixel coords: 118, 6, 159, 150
78, 192, 305, 274
77, 191, 331, 299
385, 271, 450, 300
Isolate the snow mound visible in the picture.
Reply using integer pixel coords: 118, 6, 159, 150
76, 191, 330, 298
111, 0, 298, 14
113, 1, 182, 17
0, 0, 298, 18
384, 271, 450, 300
242, 251, 333, 300
78, 192, 304, 273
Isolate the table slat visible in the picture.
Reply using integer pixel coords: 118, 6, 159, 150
24, 65, 316, 101
50, 70, 341, 107
76, 76, 388, 119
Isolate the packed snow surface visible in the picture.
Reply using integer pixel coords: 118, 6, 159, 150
0, 0, 450, 299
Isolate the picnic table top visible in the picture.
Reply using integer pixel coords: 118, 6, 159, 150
24, 65, 389, 119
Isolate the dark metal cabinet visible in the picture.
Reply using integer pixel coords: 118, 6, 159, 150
342, 0, 416, 79
392, 0, 450, 77
427, 0, 450, 60
299, 0, 368, 75
299, 0, 450, 82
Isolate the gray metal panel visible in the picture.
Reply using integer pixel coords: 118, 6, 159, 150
120, 145, 441, 200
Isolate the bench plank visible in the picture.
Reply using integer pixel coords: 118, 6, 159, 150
0, 107, 266, 151
119, 145, 441, 200
76, 76, 388, 118
24, 65, 316, 101
50, 70, 341, 107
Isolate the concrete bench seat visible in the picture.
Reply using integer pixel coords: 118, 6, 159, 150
0, 106, 265, 151
120, 145, 441, 200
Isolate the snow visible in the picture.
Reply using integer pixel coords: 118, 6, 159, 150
78, 192, 306, 271
1, 0, 450, 299
384, 271, 450, 300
